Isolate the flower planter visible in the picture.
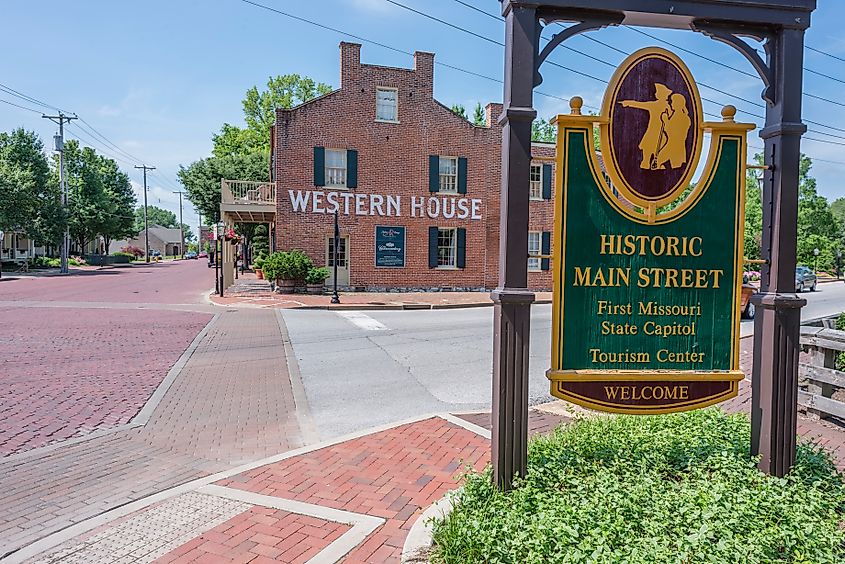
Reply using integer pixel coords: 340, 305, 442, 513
275, 278, 296, 294
255, 268, 264, 280
306, 283, 323, 295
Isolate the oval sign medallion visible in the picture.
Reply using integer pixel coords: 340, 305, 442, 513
601, 47, 703, 209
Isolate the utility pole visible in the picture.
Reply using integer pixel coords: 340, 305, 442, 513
173, 191, 185, 259
134, 165, 155, 263
43, 113, 78, 274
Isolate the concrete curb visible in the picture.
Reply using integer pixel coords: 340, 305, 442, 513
212, 298, 553, 311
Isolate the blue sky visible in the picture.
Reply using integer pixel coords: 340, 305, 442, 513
3, 0, 845, 233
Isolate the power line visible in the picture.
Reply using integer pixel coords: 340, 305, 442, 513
806, 45, 845, 64
237, 0, 592, 110
0, 98, 42, 114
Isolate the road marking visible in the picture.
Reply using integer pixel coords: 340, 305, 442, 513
336, 311, 388, 331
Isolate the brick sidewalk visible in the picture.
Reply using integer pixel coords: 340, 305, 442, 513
0, 309, 306, 559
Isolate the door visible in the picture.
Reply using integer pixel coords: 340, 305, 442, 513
326, 235, 349, 287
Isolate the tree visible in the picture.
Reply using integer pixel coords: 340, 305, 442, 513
531, 118, 555, 143
472, 103, 486, 126
744, 154, 764, 261
211, 123, 264, 159
178, 153, 268, 222
231, 75, 332, 156
0, 129, 58, 244
135, 205, 177, 232
98, 156, 136, 253
796, 155, 838, 270
450, 104, 467, 120
57, 141, 110, 254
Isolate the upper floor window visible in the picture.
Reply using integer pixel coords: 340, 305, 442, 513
325, 149, 347, 187
527, 231, 541, 271
529, 164, 543, 200
439, 157, 458, 194
376, 87, 398, 122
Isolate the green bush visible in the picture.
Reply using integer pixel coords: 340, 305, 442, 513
112, 252, 135, 260
253, 256, 266, 270
431, 409, 845, 564
261, 250, 313, 281
305, 266, 329, 285
836, 312, 845, 370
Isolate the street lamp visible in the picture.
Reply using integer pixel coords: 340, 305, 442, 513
0, 229, 4, 279
813, 247, 820, 276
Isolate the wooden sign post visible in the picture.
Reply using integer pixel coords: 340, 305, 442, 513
494, 0, 815, 490
548, 48, 753, 414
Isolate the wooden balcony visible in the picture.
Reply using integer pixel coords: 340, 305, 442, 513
220, 179, 276, 223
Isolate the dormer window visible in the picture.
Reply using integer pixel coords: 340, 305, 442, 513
376, 87, 398, 122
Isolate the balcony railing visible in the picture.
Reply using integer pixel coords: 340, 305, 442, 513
221, 179, 275, 205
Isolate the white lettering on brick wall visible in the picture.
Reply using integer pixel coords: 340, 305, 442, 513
287, 190, 482, 220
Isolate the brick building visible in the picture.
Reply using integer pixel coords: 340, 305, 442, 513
272, 42, 556, 291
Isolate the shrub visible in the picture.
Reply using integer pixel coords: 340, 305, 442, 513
253, 256, 266, 270
286, 249, 313, 280
121, 245, 145, 258
261, 250, 313, 281
112, 252, 135, 260
69, 256, 86, 266
305, 267, 330, 285
431, 409, 845, 564
32, 256, 59, 268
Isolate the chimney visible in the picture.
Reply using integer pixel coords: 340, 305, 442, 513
485, 102, 503, 128
414, 51, 435, 97
340, 42, 361, 89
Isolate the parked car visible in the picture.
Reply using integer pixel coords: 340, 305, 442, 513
150, 249, 162, 258
185, 251, 198, 260
796, 265, 817, 292
740, 275, 758, 319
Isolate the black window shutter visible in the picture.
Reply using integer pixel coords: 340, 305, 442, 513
314, 147, 325, 186
428, 226, 439, 268
457, 228, 466, 269
347, 149, 358, 188
429, 155, 440, 193
458, 157, 468, 194
542, 164, 552, 200
541, 231, 551, 271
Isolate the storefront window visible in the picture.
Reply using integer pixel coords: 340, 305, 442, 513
437, 228, 457, 267
439, 157, 458, 194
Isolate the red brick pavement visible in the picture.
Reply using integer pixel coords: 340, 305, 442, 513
214, 417, 490, 563
155, 507, 350, 564
0, 261, 212, 304
0, 309, 304, 558
0, 307, 212, 456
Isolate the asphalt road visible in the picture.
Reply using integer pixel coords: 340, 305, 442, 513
284, 281, 845, 440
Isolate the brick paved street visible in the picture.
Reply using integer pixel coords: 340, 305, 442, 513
0, 262, 309, 560
0, 307, 211, 455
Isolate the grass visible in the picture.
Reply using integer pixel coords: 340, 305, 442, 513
431, 409, 845, 564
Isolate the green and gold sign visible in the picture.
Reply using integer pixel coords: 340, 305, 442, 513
547, 47, 753, 414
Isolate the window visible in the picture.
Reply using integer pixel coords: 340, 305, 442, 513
437, 228, 457, 268
528, 231, 541, 271
325, 149, 347, 187
327, 236, 347, 267
439, 157, 458, 194
529, 164, 542, 199
376, 87, 398, 122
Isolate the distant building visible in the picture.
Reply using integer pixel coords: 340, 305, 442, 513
269, 42, 556, 291
110, 225, 184, 256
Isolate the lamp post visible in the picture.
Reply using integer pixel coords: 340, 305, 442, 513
813, 247, 820, 276
0, 229, 4, 279
331, 211, 340, 304
836, 250, 842, 280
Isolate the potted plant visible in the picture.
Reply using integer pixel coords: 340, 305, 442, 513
254, 255, 266, 280
287, 250, 314, 292
305, 267, 329, 294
